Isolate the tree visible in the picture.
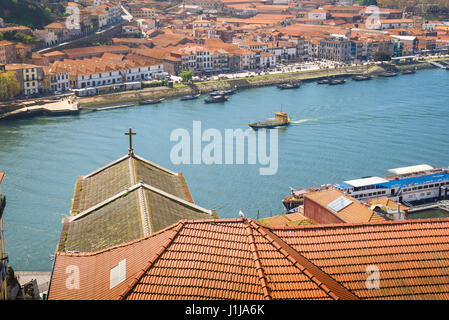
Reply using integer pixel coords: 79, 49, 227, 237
0, 71, 21, 100
374, 51, 391, 62
179, 70, 193, 84
0, 32, 3, 41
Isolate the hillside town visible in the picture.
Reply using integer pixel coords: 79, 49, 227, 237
0, 0, 449, 98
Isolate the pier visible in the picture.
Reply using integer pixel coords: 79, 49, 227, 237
0, 97, 80, 120
408, 201, 449, 213
428, 60, 449, 69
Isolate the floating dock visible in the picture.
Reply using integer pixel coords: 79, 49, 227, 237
407, 201, 449, 213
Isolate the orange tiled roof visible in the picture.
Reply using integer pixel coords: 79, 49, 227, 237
305, 189, 385, 223
0, 172, 4, 185
48, 218, 449, 300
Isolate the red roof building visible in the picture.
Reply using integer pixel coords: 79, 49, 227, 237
48, 218, 449, 300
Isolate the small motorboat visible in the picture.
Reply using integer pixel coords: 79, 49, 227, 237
277, 82, 301, 89
138, 98, 164, 105
204, 95, 228, 103
352, 74, 372, 81
249, 112, 291, 130
378, 71, 398, 77
180, 94, 200, 101
329, 79, 346, 85
317, 79, 330, 84
209, 91, 223, 96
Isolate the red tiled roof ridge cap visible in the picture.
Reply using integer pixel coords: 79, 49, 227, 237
261, 217, 449, 231
251, 220, 359, 300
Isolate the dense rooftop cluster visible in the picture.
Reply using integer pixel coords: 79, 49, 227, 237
1, 0, 449, 98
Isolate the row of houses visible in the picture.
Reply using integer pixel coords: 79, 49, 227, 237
1, 51, 165, 96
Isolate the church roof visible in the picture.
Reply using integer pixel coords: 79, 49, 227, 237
70, 153, 193, 215
59, 152, 217, 253
59, 182, 216, 253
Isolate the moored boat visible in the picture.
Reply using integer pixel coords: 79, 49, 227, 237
138, 98, 164, 105
329, 79, 346, 85
283, 164, 449, 211
277, 82, 301, 89
402, 69, 416, 75
248, 112, 291, 130
204, 95, 228, 103
378, 71, 398, 77
317, 78, 330, 84
352, 74, 372, 81
180, 94, 200, 101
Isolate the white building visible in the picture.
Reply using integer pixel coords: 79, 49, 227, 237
259, 52, 276, 68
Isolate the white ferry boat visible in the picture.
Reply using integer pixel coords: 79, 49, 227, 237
334, 164, 449, 206
283, 164, 449, 211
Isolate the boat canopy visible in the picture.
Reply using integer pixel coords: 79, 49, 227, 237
388, 164, 433, 176
344, 177, 389, 188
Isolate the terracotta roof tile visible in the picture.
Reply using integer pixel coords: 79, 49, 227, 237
49, 218, 449, 300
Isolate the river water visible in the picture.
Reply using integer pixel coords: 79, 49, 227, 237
1, 68, 448, 271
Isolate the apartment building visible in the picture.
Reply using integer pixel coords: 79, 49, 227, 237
259, 52, 276, 68
268, 41, 298, 63
0, 41, 17, 64
42, 66, 70, 93
171, 45, 214, 73
318, 37, 351, 62
5, 64, 43, 96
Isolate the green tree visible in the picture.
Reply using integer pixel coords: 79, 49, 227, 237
179, 70, 193, 84
0, 71, 21, 100
0, 32, 3, 41
374, 51, 391, 62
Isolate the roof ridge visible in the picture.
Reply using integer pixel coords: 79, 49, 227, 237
82, 154, 130, 179
133, 154, 178, 176
263, 217, 449, 231
119, 221, 186, 300
249, 220, 359, 300
244, 220, 272, 300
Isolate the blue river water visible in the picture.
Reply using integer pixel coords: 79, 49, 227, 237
1, 68, 448, 271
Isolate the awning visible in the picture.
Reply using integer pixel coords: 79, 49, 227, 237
388, 164, 433, 176
344, 177, 389, 188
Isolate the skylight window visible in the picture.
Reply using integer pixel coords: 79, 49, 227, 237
110, 259, 126, 289
327, 196, 353, 213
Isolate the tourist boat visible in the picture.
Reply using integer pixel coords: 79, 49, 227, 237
378, 71, 398, 77
210, 88, 237, 97
352, 74, 372, 81
138, 98, 164, 105
282, 164, 449, 211
248, 112, 291, 130
204, 95, 228, 103
329, 79, 346, 85
180, 94, 200, 101
277, 82, 301, 89
317, 79, 330, 85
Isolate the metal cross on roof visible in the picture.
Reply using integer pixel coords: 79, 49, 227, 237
125, 128, 136, 154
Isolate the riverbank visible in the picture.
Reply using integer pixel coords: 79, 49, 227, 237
77, 61, 435, 110
0, 61, 436, 117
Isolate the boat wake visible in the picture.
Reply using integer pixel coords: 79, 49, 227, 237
290, 118, 320, 124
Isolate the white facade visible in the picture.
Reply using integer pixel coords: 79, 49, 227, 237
259, 53, 276, 68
